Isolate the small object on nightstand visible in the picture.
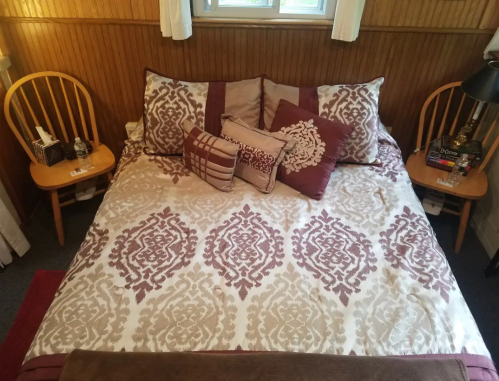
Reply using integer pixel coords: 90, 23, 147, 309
33, 127, 63, 167
422, 189, 445, 215
446, 154, 470, 187
426, 136, 481, 175
62, 138, 93, 160
33, 139, 63, 167
74, 137, 92, 170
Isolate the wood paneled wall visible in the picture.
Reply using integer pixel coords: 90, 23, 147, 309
0, 0, 497, 220
1, 0, 498, 29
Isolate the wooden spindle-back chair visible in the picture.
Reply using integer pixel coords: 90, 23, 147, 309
407, 81, 499, 253
4, 71, 116, 245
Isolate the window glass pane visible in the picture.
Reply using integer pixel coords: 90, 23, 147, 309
215, 0, 270, 6
280, 0, 320, 8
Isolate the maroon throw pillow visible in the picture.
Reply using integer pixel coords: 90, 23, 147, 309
270, 100, 354, 200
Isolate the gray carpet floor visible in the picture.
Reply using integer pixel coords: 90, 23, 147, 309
1, 195, 498, 363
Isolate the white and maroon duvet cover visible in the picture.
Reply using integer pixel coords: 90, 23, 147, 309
25, 130, 490, 362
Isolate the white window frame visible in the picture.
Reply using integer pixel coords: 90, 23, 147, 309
193, 0, 337, 20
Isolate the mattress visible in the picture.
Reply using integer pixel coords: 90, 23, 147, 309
25, 129, 491, 362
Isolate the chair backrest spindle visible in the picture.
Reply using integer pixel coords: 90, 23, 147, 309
59, 77, 78, 139
45, 77, 69, 143
424, 94, 440, 153
11, 99, 35, 142
450, 93, 466, 136
481, 112, 499, 148
19, 86, 40, 127
473, 104, 490, 140
74, 83, 89, 141
437, 88, 454, 140
32, 80, 57, 138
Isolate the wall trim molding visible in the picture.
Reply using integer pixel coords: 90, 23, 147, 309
0, 16, 496, 34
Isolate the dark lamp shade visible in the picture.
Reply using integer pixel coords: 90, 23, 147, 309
461, 60, 499, 103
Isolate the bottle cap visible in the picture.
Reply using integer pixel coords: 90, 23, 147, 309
75, 137, 81, 142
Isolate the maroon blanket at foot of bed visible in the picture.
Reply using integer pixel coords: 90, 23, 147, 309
0, 271, 66, 381
16, 352, 498, 381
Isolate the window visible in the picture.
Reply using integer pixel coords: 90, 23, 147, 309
193, 0, 337, 20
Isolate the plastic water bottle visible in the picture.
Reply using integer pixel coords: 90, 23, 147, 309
74, 137, 92, 170
446, 154, 469, 187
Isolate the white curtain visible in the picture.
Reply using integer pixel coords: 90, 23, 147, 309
160, 0, 192, 40
0, 196, 30, 268
484, 28, 499, 59
331, 0, 365, 42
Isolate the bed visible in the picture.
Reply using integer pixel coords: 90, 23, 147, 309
20, 127, 497, 380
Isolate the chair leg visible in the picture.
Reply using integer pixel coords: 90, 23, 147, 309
455, 199, 471, 253
50, 190, 65, 246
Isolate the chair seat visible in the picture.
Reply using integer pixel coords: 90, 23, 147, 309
406, 151, 488, 200
30, 143, 116, 190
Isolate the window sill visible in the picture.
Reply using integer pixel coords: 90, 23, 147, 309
192, 17, 334, 29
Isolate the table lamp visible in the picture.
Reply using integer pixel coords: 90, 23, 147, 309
451, 60, 499, 148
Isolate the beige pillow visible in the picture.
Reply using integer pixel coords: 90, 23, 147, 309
220, 115, 295, 193
182, 120, 240, 192
143, 69, 262, 155
130, 117, 144, 141
263, 78, 384, 164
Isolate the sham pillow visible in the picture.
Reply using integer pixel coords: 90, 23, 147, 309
220, 115, 295, 193
181, 120, 239, 192
143, 69, 262, 155
263, 77, 384, 164
130, 117, 144, 142
270, 100, 354, 200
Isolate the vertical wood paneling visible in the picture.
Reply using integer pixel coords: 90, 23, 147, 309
1, 0, 498, 29
480, 0, 499, 29
362, 0, 498, 29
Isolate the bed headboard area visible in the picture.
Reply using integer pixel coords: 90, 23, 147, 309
0, 0, 498, 221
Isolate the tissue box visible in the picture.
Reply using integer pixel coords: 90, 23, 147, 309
33, 139, 63, 167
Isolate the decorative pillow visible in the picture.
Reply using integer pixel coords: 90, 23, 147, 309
130, 117, 144, 142
220, 115, 295, 193
143, 69, 262, 155
270, 100, 354, 200
181, 120, 239, 192
263, 78, 384, 164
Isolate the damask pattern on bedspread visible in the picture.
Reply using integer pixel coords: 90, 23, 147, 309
25, 136, 490, 361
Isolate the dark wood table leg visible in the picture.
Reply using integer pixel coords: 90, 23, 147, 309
485, 248, 499, 278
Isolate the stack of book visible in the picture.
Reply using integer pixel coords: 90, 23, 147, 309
426, 136, 482, 176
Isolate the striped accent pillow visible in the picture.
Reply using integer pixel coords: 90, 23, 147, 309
181, 120, 239, 192
221, 115, 295, 194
